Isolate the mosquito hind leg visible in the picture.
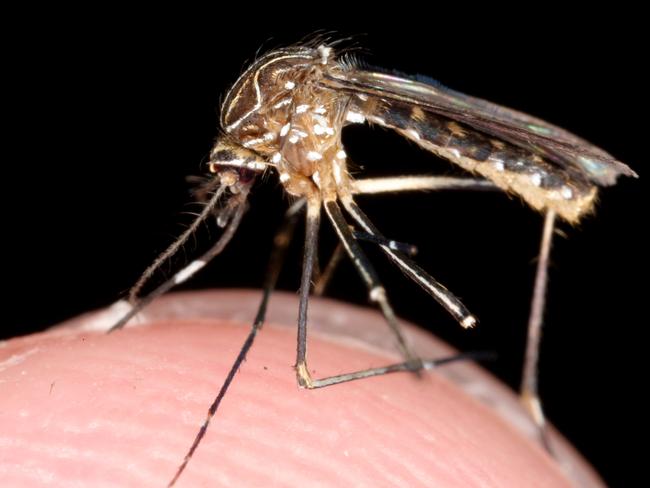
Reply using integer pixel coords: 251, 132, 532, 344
313, 175, 493, 296
340, 194, 477, 330
294, 199, 486, 389
325, 199, 420, 365
314, 234, 417, 296
520, 210, 557, 454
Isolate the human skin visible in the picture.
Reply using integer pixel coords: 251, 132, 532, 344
1, 290, 603, 487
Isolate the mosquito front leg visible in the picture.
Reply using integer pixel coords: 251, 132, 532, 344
128, 184, 228, 303
520, 210, 557, 454
108, 189, 249, 332
168, 199, 304, 487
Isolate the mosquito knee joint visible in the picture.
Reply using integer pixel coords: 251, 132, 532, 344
369, 286, 386, 303
295, 362, 314, 389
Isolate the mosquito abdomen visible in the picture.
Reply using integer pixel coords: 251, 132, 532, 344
362, 101, 597, 223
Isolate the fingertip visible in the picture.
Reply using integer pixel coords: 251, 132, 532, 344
1, 290, 601, 487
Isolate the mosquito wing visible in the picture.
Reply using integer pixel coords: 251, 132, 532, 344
322, 69, 636, 186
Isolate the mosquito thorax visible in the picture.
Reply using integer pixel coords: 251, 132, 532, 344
217, 46, 352, 200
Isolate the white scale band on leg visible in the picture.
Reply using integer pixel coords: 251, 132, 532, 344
174, 260, 207, 285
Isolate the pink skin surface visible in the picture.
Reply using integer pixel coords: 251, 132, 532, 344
1, 290, 603, 487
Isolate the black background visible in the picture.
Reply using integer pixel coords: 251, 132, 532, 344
5, 6, 647, 486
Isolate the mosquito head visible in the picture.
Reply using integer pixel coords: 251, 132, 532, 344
208, 140, 267, 192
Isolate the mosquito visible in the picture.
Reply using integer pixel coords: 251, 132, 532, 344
107, 38, 636, 485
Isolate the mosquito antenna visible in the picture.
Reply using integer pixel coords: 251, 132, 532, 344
127, 183, 228, 303
168, 199, 305, 487
108, 188, 249, 333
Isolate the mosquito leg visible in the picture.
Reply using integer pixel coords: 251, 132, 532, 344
108, 190, 249, 332
293, 199, 484, 390
313, 175, 488, 296
352, 231, 418, 256
127, 183, 227, 303
323, 199, 419, 365
313, 242, 344, 296
352, 175, 497, 195
520, 210, 557, 454
295, 198, 322, 387
168, 199, 304, 487
306, 351, 492, 389
341, 195, 477, 329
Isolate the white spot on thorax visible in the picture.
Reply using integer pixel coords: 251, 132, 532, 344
280, 123, 291, 137
346, 111, 366, 124
271, 152, 282, 164
312, 124, 334, 136
284, 81, 295, 90
307, 151, 322, 161
273, 98, 291, 109
314, 106, 327, 114
336, 150, 347, 160
531, 173, 543, 186
296, 104, 310, 114
242, 132, 276, 148
333, 160, 343, 183
312, 170, 321, 186
287, 128, 308, 144
318, 45, 332, 64
279, 173, 290, 183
